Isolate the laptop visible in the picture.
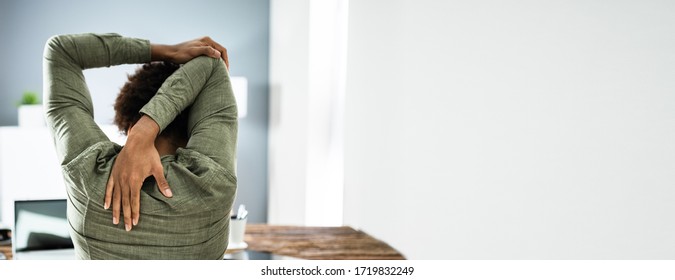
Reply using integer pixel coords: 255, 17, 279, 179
13, 199, 76, 260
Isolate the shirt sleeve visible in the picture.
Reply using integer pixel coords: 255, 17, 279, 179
43, 33, 151, 165
139, 56, 238, 172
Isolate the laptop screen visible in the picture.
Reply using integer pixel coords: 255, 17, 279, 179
13, 199, 73, 252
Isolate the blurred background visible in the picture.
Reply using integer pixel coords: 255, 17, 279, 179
0, 0, 271, 224
1, 0, 675, 259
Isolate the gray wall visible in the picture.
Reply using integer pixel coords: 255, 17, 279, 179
0, 0, 269, 223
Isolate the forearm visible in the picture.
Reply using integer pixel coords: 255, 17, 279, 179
138, 55, 237, 170
151, 44, 176, 62
44, 33, 151, 118
139, 56, 219, 133
127, 115, 160, 142
44, 33, 150, 70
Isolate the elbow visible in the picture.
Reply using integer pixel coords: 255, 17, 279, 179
43, 35, 69, 60
209, 56, 229, 78
193, 55, 224, 67
213, 56, 227, 72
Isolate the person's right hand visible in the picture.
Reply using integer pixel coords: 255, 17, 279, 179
104, 116, 171, 231
151, 36, 229, 69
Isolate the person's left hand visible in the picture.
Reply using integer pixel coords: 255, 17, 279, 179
104, 116, 172, 231
151, 36, 229, 69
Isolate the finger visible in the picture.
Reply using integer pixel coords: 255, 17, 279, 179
104, 173, 114, 209
122, 180, 132, 231
222, 48, 229, 69
213, 46, 228, 69
213, 45, 228, 69
210, 47, 222, 59
192, 46, 220, 59
153, 165, 172, 198
112, 179, 121, 225
201, 37, 229, 69
131, 181, 141, 227
193, 46, 221, 59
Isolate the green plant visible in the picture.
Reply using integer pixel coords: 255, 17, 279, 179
18, 91, 40, 106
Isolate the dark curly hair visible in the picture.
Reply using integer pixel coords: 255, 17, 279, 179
114, 61, 188, 141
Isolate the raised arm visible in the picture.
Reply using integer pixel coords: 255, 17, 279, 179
43, 33, 150, 165
44, 34, 227, 165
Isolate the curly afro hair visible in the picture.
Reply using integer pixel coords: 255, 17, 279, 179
114, 61, 188, 141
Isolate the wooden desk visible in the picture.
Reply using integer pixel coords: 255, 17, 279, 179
0, 242, 11, 260
0, 224, 405, 260
244, 224, 405, 260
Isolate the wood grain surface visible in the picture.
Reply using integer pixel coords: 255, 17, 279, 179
244, 224, 406, 260
0, 242, 11, 260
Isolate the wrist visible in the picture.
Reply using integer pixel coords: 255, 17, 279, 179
127, 115, 160, 145
150, 44, 175, 61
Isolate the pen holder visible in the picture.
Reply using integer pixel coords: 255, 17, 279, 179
229, 216, 247, 245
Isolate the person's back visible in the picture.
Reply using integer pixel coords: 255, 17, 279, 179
43, 33, 237, 259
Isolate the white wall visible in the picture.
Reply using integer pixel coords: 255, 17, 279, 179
0, 125, 125, 228
343, 0, 675, 259
268, 0, 347, 226
268, 0, 311, 225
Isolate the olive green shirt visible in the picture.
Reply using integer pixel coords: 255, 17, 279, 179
43, 33, 238, 259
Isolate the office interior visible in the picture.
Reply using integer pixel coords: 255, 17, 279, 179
1, 0, 675, 260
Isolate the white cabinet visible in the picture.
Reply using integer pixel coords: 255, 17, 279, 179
0, 126, 125, 227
